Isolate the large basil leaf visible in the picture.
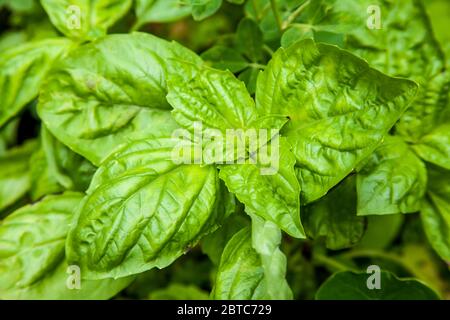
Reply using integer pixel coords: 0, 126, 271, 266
303, 176, 365, 250
412, 124, 450, 170
219, 138, 305, 238
421, 165, 450, 261
250, 214, 293, 299
66, 138, 223, 279
0, 38, 72, 127
135, 0, 191, 27
40, 0, 132, 40
257, 39, 418, 203
357, 136, 427, 215
0, 140, 37, 211
38, 33, 201, 166
310, 0, 449, 141
0, 193, 133, 299
212, 227, 266, 299
316, 271, 440, 300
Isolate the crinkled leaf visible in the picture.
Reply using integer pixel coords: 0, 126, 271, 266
40, 0, 132, 40
257, 39, 418, 203
309, 0, 449, 141
0, 193, 133, 299
0, 38, 72, 127
66, 138, 223, 279
38, 33, 201, 166
357, 136, 427, 215
303, 176, 365, 250
316, 271, 440, 300
219, 138, 304, 238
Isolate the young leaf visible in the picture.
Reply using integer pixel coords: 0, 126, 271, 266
149, 284, 209, 300
38, 33, 201, 166
201, 46, 249, 73
412, 124, 450, 170
66, 139, 224, 279
257, 39, 418, 203
201, 211, 247, 265
250, 214, 293, 299
357, 136, 427, 215
0, 193, 133, 299
190, 0, 222, 21
135, 0, 191, 27
421, 165, 450, 262
303, 176, 365, 250
0, 38, 72, 127
40, 0, 132, 40
212, 228, 266, 299
219, 138, 305, 238
316, 271, 440, 300
235, 18, 263, 62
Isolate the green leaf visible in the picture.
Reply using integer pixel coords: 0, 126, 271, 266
38, 33, 201, 166
29, 126, 96, 200
219, 137, 305, 238
238, 67, 259, 95
201, 211, 247, 266
357, 136, 427, 215
412, 123, 450, 170
0, 140, 37, 211
303, 176, 365, 250
201, 46, 248, 73
316, 0, 449, 141
189, 0, 222, 21
66, 138, 224, 279
250, 214, 293, 299
149, 284, 209, 300
236, 18, 263, 62
357, 214, 404, 250
0, 38, 72, 127
0, 119, 19, 155
40, 0, 132, 40
316, 271, 440, 300
167, 61, 260, 133
256, 39, 418, 203
135, 0, 191, 27
421, 165, 450, 262
212, 227, 266, 299
0, 193, 133, 299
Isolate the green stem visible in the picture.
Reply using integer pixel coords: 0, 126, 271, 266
262, 44, 274, 56
283, 0, 311, 29
341, 249, 418, 278
314, 253, 355, 272
270, 0, 283, 33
